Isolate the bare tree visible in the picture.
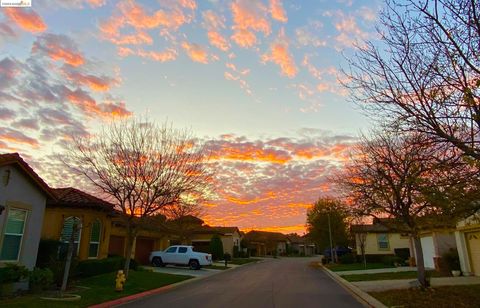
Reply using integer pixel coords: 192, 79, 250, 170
336, 130, 478, 287
63, 118, 212, 276
163, 199, 206, 244
344, 0, 480, 161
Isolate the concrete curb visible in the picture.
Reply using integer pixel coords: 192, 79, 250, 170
89, 259, 264, 308
321, 265, 387, 308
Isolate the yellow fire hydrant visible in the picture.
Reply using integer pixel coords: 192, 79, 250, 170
115, 270, 126, 292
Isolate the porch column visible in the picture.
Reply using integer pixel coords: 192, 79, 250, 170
455, 231, 472, 275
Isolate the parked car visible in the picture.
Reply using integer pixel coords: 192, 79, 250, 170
323, 246, 352, 261
149, 245, 213, 270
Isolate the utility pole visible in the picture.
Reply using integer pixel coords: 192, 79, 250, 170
328, 213, 334, 263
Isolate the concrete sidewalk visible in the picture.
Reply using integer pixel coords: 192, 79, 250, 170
336, 267, 422, 276
352, 276, 480, 292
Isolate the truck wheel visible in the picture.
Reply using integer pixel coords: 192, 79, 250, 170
189, 259, 200, 270
152, 257, 164, 267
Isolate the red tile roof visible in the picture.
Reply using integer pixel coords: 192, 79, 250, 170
0, 152, 56, 199
48, 187, 114, 212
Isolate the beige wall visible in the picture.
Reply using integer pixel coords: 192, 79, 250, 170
356, 232, 410, 255
190, 231, 241, 255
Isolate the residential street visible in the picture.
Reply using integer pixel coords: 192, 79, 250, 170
120, 258, 364, 308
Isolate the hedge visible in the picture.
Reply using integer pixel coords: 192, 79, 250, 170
76, 256, 125, 278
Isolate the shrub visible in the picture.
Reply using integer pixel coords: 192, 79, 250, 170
0, 264, 29, 284
209, 235, 224, 260
339, 253, 356, 264
223, 253, 232, 262
76, 256, 124, 278
443, 249, 461, 271
394, 248, 410, 262
29, 268, 53, 293
382, 255, 402, 266
129, 258, 139, 271
36, 239, 62, 268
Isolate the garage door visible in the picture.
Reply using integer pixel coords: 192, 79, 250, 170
466, 232, 480, 276
108, 236, 125, 257
135, 238, 154, 265
421, 236, 435, 268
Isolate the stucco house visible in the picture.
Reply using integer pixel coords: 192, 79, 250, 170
190, 226, 242, 256
243, 230, 290, 256
41, 187, 115, 261
0, 153, 55, 271
455, 212, 480, 276
351, 219, 412, 260
417, 229, 457, 270
287, 234, 315, 256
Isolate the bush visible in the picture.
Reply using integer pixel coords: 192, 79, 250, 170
129, 258, 139, 271
443, 249, 460, 271
394, 248, 410, 262
29, 268, 53, 292
223, 253, 232, 262
382, 255, 403, 266
339, 253, 356, 264
36, 239, 62, 268
0, 264, 29, 284
365, 254, 394, 263
209, 235, 224, 260
76, 256, 124, 278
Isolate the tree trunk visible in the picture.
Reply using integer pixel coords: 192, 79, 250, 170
412, 235, 428, 288
61, 222, 77, 294
123, 223, 136, 278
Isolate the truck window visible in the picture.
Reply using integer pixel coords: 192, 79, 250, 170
166, 246, 177, 253
178, 247, 187, 253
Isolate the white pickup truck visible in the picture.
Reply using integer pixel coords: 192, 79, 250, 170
149, 245, 212, 270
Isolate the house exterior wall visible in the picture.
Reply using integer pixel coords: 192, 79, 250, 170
41, 207, 112, 261
357, 232, 410, 255
190, 231, 242, 256
0, 165, 47, 270
109, 223, 170, 260
455, 213, 480, 276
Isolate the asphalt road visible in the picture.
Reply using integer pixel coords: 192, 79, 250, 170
120, 257, 364, 308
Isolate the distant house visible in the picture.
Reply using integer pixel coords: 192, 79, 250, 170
243, 230, 290, 256
455, 212, 480, 276
351, 218, 412, 260
287, 234, 315, 256
190, 226, 242, 256
41, 187, 115, 261
0, 153, 55, 273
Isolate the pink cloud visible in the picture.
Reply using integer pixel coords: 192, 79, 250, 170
63, 66, 118, 92
262, 29, 297, 78
207, 31, 229, 52
231, 0, 271, 48
269, 0, 287, 22
3, 8, 47, 33
32, 34, 85, 66
182, 42, 208, 64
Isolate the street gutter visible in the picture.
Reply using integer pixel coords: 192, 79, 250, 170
321, 265, 387, 308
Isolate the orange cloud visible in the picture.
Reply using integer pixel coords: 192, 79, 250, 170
231, 0, 270, 48
269, 0, 287, 22
63, 67, 117, 92
118, 0, 187, 30
3, 8, 47, 33
137, 49, 177, 62
182, 42, 208, 64
0, 128, 39, 148
242, 224, 306, 234
86, 0, 106, 7
207, 31, 229, 51
32, 34, 84, 66
262, 29, 297, 78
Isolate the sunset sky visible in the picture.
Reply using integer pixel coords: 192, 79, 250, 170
0, 0, 381, 234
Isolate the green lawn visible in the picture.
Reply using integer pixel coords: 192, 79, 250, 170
325, 263, 394, 272
228, 258, 260, 265
1, 270, 192, 308
370, 285, 480, 308
203, 265, 230, 270
341, 270, 445, 282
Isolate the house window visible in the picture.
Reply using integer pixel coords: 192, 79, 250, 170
60, 216, 82, 256
88, 219, 101, 258
377, 234, 389, 250
0, 208, 27, 261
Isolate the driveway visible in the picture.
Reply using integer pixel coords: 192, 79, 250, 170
121, 258, 364, 308
144, 265, 223, 278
